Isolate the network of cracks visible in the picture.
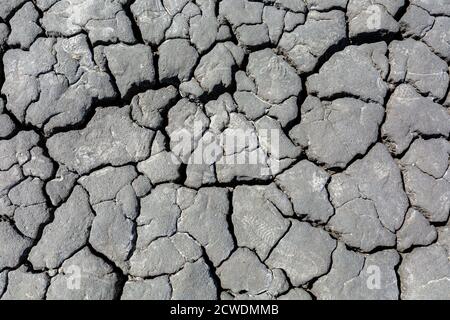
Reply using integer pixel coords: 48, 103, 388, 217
0, 0, 449, 300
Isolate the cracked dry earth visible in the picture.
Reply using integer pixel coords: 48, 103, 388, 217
0, 0, 449, 301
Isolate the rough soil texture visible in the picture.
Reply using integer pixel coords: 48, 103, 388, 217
0, 0, 449, 300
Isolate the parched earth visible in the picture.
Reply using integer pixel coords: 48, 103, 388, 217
0, 0, 449, 300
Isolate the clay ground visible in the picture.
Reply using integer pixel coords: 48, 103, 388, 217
0, 0, 449, 300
